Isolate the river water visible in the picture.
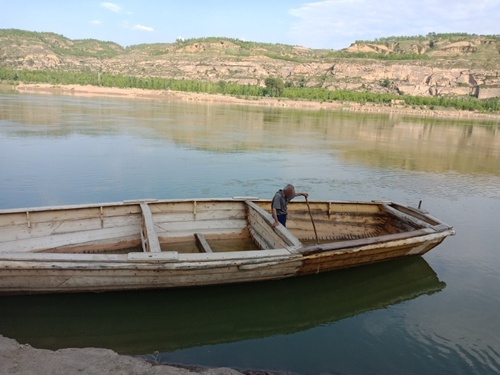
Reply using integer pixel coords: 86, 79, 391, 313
0, 93, 499, 375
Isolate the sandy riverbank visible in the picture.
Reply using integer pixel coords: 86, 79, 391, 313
0, 335, 251, 375
15, 83, 500, 121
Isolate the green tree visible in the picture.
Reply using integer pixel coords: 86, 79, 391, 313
264, 77, 284, 97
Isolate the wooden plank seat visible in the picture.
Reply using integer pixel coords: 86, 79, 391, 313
140, 203, 161, 253
194, 233, 213, 253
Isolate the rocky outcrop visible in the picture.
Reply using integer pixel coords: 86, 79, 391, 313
23, 53, 61, 68
345, 43, 393, 54
441, 41, 477, 53
478, 87, 500, 99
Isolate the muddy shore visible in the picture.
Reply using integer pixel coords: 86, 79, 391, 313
14, 83, 500, 121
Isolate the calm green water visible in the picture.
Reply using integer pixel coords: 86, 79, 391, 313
0, 93, 499, 375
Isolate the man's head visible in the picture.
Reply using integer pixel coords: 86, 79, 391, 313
283, 184, 295, 198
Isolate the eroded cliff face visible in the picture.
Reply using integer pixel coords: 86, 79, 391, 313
95, 55, 499, 98
323, 62, 499, 98
1, 31, 499, 99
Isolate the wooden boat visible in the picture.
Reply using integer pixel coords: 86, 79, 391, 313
0, 198, 455, 295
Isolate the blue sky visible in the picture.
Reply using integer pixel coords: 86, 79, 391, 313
1, 0, 499, 49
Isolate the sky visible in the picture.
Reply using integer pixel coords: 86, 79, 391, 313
1, 0, 499, 49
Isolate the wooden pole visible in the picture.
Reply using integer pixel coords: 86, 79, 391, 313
305, 197, 319, 244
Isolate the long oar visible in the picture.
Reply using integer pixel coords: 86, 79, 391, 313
305, 196, 319, 244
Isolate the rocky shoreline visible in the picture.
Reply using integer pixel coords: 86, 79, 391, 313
0, 335, 257, 375
14, 83, 500, 121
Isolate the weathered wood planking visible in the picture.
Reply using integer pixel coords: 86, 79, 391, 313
155, 219, 247, 239
152, 210, 247, 224
389, 203, 441, 225
262, 201, 390, 241
0, 225, 141, 253
0, 258, 302, 293
0, 211, 31, 228
0, 215, 142, 243
194, 233, 213, 253
160, 230, 250, 246
248, 227, 270, 250
149, 201, 245, 217
151, 202, 247, 242
0, 207, 102, 227
140, 203, 161, 253
150, 201, 244, 216
0, 205, 142, 226
256, 200, 384, 215
286, 211, 389, 228
247, 208, 289, 249
246, 201, 301, 248
298, 228, 435, 254
0, 248, 295, 269
287, 220, 387, 243
0, 204, 142, 243
381, 204, 435, 229
297, 234, 446, 275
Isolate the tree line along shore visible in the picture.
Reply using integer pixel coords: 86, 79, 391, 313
1, 68, 499, 114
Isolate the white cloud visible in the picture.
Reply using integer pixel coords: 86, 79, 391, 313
90, 20, 102, 25
289, 0, 500, 49
100, 2, 122, 13
133, 24, 154, 32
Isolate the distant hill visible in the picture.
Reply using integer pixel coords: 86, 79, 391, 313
1, 29, 499, 99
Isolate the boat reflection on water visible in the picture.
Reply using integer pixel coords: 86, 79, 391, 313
0, 256, 445, 354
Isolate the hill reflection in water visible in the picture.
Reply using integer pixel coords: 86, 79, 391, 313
2, 94, 498, 176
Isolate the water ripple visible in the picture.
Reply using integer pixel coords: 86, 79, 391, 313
408, 321, 500, 375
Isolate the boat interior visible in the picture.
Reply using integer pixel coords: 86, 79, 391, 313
0, 199, 440, 255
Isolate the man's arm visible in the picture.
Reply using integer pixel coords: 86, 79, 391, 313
272, 207, 280, 227
295, 192, 309, 198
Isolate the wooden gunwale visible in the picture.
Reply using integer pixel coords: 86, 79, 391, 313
0, 198, 245, 224
0, 248, 295, 264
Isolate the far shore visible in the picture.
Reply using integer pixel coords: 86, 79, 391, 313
13, 82, 500, 121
